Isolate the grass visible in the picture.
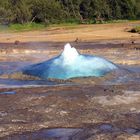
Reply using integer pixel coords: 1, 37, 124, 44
103, 19, 129, 23
6, 22, 79, 32
48, 22, 79, 27
0, 20, 138, 32
47, 20, 130, 30
9, 22, 47, 32
47, 22, 80, 30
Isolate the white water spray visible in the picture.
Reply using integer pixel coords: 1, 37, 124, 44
61, 43, 79, 64
23, 43, 118, 79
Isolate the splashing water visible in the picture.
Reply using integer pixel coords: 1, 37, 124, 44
23, 43, 118, 79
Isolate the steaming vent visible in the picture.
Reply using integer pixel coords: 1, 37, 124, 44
23, 43, 118, 79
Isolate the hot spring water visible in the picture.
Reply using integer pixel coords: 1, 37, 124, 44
23, 43, 118, 80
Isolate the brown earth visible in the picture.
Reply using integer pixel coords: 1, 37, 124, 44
0, 22, 140, 140
0, 21, 140, 43
0, 84, 140, 140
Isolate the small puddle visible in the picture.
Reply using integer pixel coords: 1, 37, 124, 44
99, 124, 140, 135
105, 65, 140, 85
5, 128, 82, 140
0, 62, 31, 74
0, 91, 16, 95
3, 126, 140, 140
99, 124, 113, 132
0, 79, 57, 88
123, 65, 140, 73
124, 128, 138, 134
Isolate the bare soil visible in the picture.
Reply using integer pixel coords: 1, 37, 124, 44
0, 84, 140, 140
0, 22, 140, 140
0, 21, 140, 43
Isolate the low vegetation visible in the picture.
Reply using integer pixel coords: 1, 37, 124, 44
0, 0, 140, 25
9, 23, 46, 31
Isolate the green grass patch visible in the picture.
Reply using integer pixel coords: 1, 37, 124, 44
8, 22, 80, 32
89, 19, 129, 24
47, 18, 80, 28
0, 20, 138, 32
48, 22, 80, 30
49, 22, 79, 27
103, 19, 129, 23
9, 23, 46, 32
47, 19, 130, 29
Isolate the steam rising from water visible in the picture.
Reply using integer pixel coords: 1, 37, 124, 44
23, 43, 117, 79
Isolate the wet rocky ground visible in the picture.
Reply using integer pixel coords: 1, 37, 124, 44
0, 41, 140, 140
0, 84, 140, 140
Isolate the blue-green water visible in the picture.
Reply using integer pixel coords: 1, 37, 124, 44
23, 43, 117, 80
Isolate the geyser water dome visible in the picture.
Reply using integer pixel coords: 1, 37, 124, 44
23, 43, 118, 79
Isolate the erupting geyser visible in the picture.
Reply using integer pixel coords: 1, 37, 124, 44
23, 43, 118, 79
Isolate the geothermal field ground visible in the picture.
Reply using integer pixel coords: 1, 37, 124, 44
0, 21, 140, 140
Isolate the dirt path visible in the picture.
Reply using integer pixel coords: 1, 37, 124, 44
0, 21, 140, 43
